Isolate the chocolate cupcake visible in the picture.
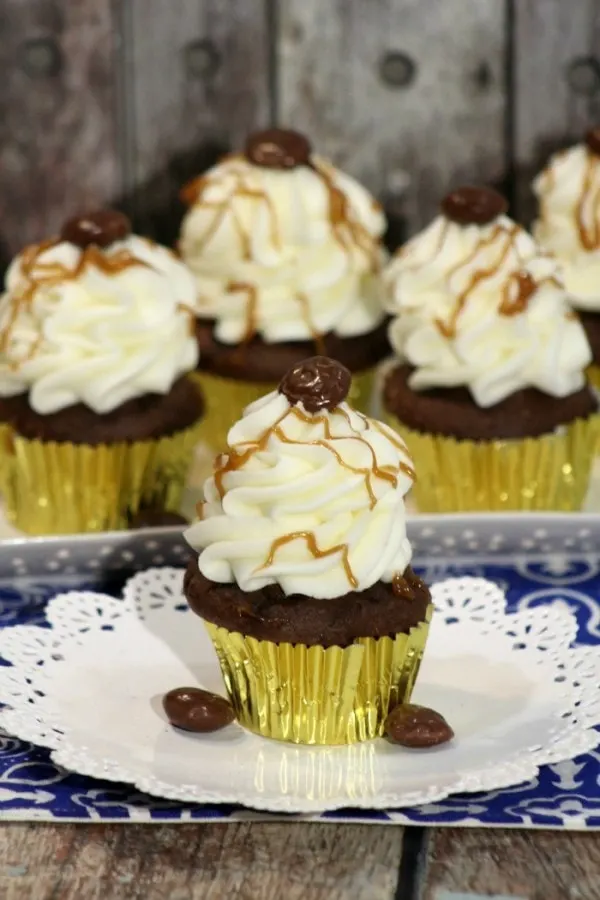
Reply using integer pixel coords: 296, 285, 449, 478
534, 130, 600, 386
382, 186, 598, 512
0, 210, 205, 534
183, 357, 431, 745
178, 129, 389, 451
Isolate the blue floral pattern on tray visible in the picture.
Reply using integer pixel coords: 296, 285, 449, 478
0, 558, 598, 827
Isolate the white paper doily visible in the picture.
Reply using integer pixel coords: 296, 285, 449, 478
0, 568, 598, 814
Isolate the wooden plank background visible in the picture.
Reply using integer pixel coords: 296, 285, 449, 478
1, 0, 599, 260
123, 0, 271, 244
2, 821, 600, 899
0, 0, 121, 264
513, 0, 600, 223
278, 0, 507, 235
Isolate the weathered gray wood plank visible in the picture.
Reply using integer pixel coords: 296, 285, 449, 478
513, 0, 600, 223
125, 0, 271, 244
277, 0, 507, 237
422, 828, 600, 900
0, 822, 405, 900
0, 0, 121, 262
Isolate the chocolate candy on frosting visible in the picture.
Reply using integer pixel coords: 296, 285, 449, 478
61, 210, 131, 249
385, 703, 454, 748
441, 186, 508, 226
245, 128, 312, 169
279, 356, 351, 412
162, 687, 235, 733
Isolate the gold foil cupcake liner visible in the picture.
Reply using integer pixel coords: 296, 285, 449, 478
587, 364, 600, 391
190, 372, 274, 456
0, 423, 11, 457
385, 413, 600, 512
192, 367, 376, 455
204, 609, 431, 745
0, 423, 15, 521
348, 367, 376, 415
3, 421, 203, 536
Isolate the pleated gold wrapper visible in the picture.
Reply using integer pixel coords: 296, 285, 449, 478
3, 421, 203, 535
384, 412, 600, 512
192, 367, 376, 455
0, 423, 15, 521
204, 608, 432, 746
587, 364, 600, 391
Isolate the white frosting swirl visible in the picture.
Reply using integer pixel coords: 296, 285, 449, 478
0, 235, 199, 414
384, 214, 591, 408
185, 390, 414, 598
179, 153, 387, 344
534, 144, 600, 311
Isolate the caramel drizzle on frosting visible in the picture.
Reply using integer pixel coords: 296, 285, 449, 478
0, 240, 154, 358
226, 281, 258, 342
499, 270, 562, 317
369, 416, 414, 466
499, 270, 538, 317
295, 292, 324, 350
207, 404, 414, 590
225, 285, 322, 346
311, 160, 380, 271
273, 419, 397, 510
392, 572, 414, 599
435, 223, 527, 338
260, 531, 358, 590
337, 408, 416, 485
576, 152, 600, 251
182, 161, 281, 259
397, 219, 450, 271
212, 407, 290, 500
181, 154, 379, 344
230, 205, 251, 259
180, 153, 238, 206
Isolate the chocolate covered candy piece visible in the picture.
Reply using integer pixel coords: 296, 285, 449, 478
162, 687, 235, 733
61, 210, 131, 248
441, 186, 507, 226
279, 356, 351, 412
385, 703, 454, 748
245, 128, 312, 169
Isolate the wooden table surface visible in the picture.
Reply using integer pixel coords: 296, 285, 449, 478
0, 821, 598, 900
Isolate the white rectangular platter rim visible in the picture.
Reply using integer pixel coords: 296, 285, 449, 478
0, 511, 599, 576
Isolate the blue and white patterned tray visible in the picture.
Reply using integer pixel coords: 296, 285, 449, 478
0, 516, 598, 828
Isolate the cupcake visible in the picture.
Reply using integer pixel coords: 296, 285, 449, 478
183, 356, 432, 745
534, 129, 600, 386
382, 186, 598, 512
178, 128, 388, 450
0, 210, 204, 534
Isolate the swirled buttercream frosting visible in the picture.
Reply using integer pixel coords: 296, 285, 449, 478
0, 211, 199, 414
179, 129, 387, 345
185, 357, 415, 599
